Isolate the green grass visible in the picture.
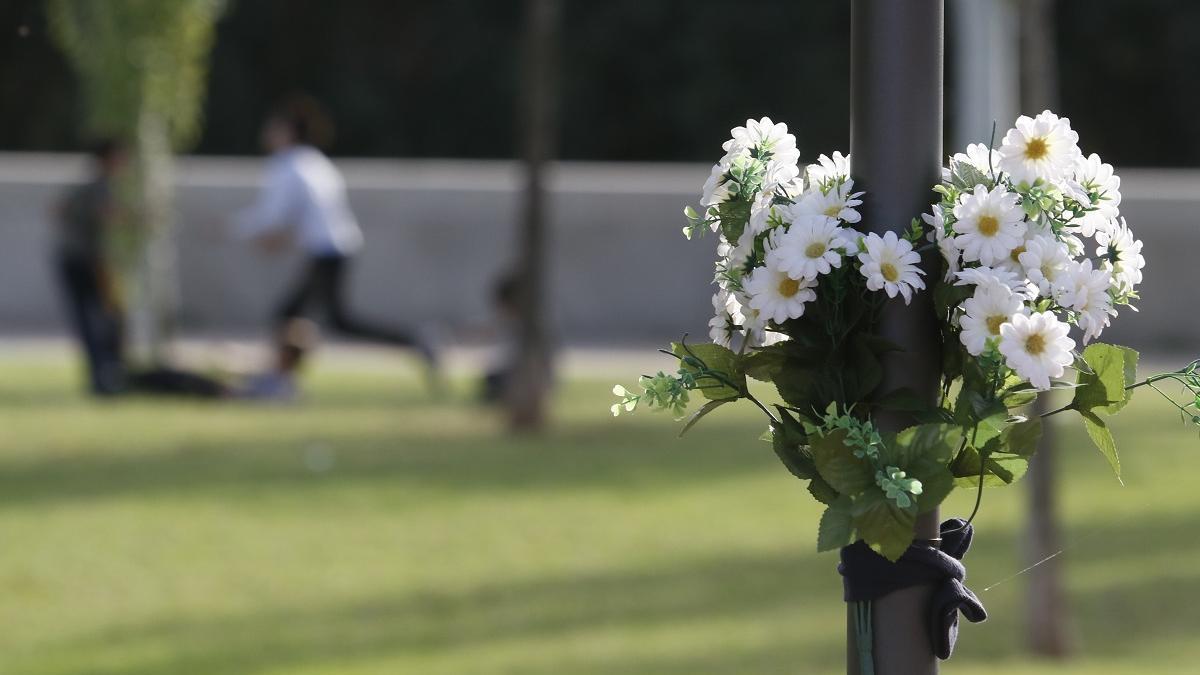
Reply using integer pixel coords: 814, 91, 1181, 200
0, 355, 1198, 674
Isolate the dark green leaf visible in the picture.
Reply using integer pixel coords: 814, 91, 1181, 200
811, 429, 875, 496
770, 411, 816, 481
915, 465, 955, 514
1002, 416, 1042, 457
679, 399, 729, 437
741, 344, 789, 382
852, 489, 916, 562
874, 388, 929, 413
807, 473, 840, 505
817, 497, 855, 552
717, 199, 751, 242
884, 424, 962, 468
672, 342, 745, 401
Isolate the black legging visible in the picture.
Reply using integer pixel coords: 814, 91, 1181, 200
56, 255, 124, 394
276, 255, 418, 348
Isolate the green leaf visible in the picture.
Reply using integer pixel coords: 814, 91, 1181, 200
874, 388, 928, 413
741, 344, 789, 382
950, 159, 990, 190
973, 408, 1010, 448
817, 497, 855, 552
1073, 343, 1138, 414
811, 429, 875, 496
915, 465, 955, 514
807, 473, 840, 505
679, 399, 728, 437
717, 199, 751, 242
673, 342, 745, 401
1002, 416, 1042, 457
882, 424, 961, 513
1080, 409, 1122, 482
852, 489, 916, 562
884, 424, 962, 468
950, 445, 1030, 486
1000, 381, 1039, 408
770, 411, 816, 481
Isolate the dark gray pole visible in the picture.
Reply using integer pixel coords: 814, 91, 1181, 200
507, 0, 559, 430
847, 1, 944, 674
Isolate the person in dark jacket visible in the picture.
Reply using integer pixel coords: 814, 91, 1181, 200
54, 139, 127, 395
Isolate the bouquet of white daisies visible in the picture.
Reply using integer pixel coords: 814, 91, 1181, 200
612, 114, 1198, 560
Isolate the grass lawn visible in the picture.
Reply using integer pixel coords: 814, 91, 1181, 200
0, 353, 1198, 674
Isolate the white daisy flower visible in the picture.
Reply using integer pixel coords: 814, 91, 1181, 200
708, 289, 745, 347
1069, 212, 1115, 240
1017, 235, 1072, 297
726, 225, 758, 271
1069, 152, 1122, 218
737, 295, 792, 347
791, 180, 864, 224
806, 151, 852, 185
954, 266, 1037, 299
761, 159, 802, 197
959, 282, 1026, 356
944, 142, 1000, 181
1055, 258, 1115, 344
923, 208, 959, 281
700, 160, 734, 208
730, 117, 797, 157
952, 185, 1027, 266
765, 217, 845, 280
1095, 218, 1145, 294
748, 193, 784, 235
997, 110, 1082, 185
998, 311, 1075, 391
835, 227, 865, 255
743, 265, 818, 324
857, 231, 926, 304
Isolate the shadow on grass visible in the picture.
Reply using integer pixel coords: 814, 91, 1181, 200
29, 527, 1200, 675
39, 548, 843, 675
0, 417, 777, 509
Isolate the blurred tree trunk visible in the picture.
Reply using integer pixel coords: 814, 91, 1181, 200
131, 107, 179, 365
506, 0, 560, 431
47, 0, 224, 365
1019, 0, 1075, 658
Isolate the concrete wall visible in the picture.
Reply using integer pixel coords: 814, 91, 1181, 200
0, 153, 1196, 352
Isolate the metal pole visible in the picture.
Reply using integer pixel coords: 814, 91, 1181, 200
508, 0, 559, 430
847, 1, 944, 674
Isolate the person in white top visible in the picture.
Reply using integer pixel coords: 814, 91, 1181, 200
234, 96, 438, 382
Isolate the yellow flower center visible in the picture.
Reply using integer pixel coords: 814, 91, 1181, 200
1025, 333, 1046, 355
805, 242, 827, 258
986, 315, 1007, 335
778, 277, 802, 298
977, 215, 1000, 237
1010, 245, 1026, 262
1024, 137, 1049, 161
824, 205, 842, 217
881, 262, 899, 282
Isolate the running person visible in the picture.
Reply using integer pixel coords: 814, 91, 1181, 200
234, 96, 438, 383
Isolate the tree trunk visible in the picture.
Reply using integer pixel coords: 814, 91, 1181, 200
129, 106, 178, 366
846, 1, 944, 673
1018, 0, 1074, 658
506, 0, 559, 431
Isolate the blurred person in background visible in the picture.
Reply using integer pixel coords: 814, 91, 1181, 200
232, 95, 440, 389
234, 317, 318, 402
53, 139, 127, 395
54, 139, 227, 399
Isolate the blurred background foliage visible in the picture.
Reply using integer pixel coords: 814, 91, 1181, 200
1, 0, 1197, 164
